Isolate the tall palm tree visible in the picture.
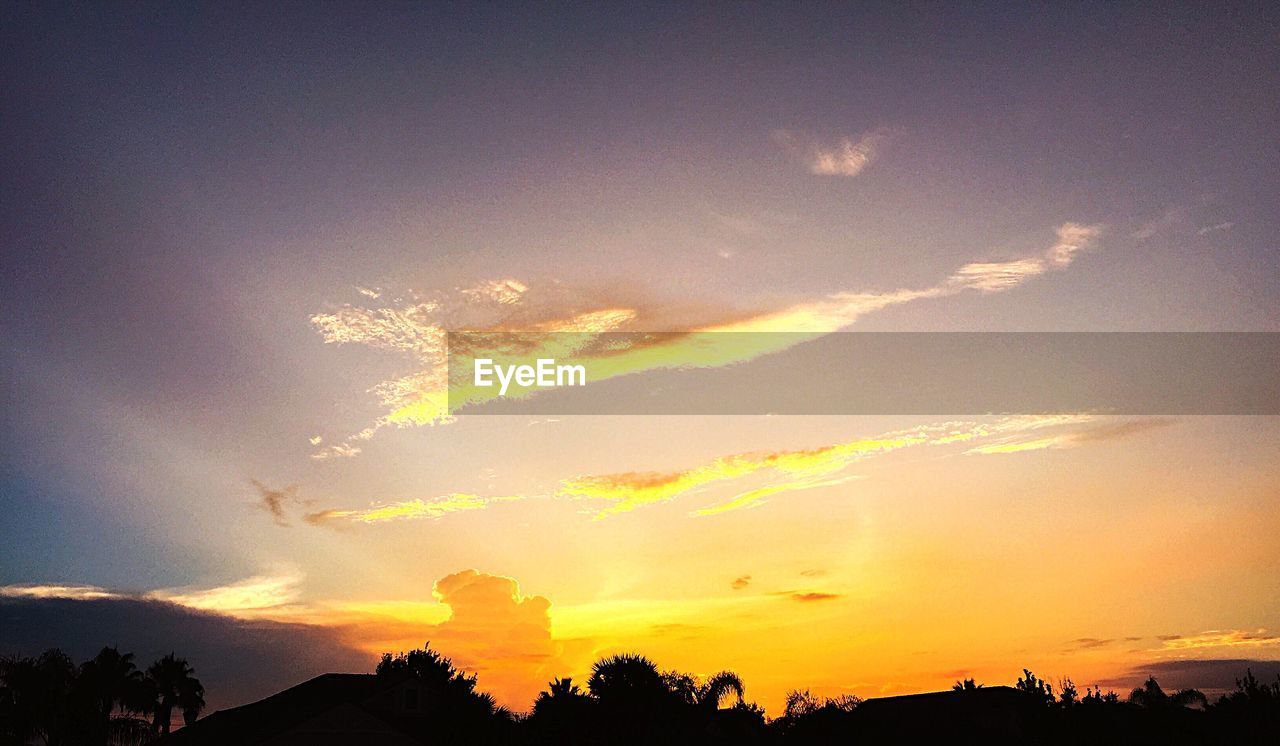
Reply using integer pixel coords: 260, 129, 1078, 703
179, 675, 206, 727
145, 653, 204, 734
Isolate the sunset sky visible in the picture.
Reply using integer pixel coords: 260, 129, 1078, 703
3, 3, 1279, 714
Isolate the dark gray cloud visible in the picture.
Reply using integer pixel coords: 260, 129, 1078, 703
251, 480, 303, 527
0, 597, 371, 713
1068, 637, 1115, 649
1096, 659, 1280, 698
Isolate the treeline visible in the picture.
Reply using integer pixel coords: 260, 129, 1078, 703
369, 646, 1280, 745
7, 643, 1280, 745
1, 647, 203, 746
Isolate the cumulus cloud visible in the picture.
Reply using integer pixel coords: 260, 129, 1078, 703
316, 570, 569, 708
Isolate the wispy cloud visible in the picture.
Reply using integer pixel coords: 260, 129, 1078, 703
1197, 221, 1234, 236
1067, 637, 1116, 650
310, 224, 1101, 450
784, 591, 842, 603
251, 480, 305, 526
1, 570, 305, 621
1156, 629, 1280, 651
461, 278, 529, 305
0, 584, 123, 601
147, 571, 304, 618
304, 414, 1152, 526
966, 418, 1176, 455
774, 128, 891, 177
1132, 206, 1185, 239
304, 493, 526, 526
948, 223, 1102, 293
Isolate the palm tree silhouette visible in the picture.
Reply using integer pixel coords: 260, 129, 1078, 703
695, 671, 745, 711
1128, 677, 1208, 710
953, 677, 982, 691
536, 676, 585, 706
587, 654, 667, 705
79, 646, 142, 720
145, 653, 204, 734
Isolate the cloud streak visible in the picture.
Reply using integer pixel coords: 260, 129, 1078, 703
299, 414, 1156, 526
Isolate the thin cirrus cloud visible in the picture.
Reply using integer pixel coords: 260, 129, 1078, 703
307, 223, 1102, 454
964, 418, 1177, 455
296, 414, 1166, 528
1155, 629, 1280, 651
947, 222, 1101, 292
773, 128, 891, 177
304, 493, 527, 526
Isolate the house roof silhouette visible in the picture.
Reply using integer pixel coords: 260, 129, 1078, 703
161, 673, 427, 745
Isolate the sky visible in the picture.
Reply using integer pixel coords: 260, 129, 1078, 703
2, 2, 1279, 714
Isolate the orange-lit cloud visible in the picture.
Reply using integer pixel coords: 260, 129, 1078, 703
1155, 629, 1280, 651
146, 570, 304, 619
0, 571, 306, 621
305, 493, 529, 525
966, 417, 1176, 455
423, 570, 566, 705
297, 414, 1147, 527
0, 584, 124, 601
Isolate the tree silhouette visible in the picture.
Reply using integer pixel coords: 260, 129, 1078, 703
144, 653, 203, 736
78, 647, 141, 721
1015, 668, 1054, 706
952, 677, 982, 691
587, 654, 667, 705
1059, 677, 1079, 706
0, 647, 204, 744
696, 671, 746, 711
